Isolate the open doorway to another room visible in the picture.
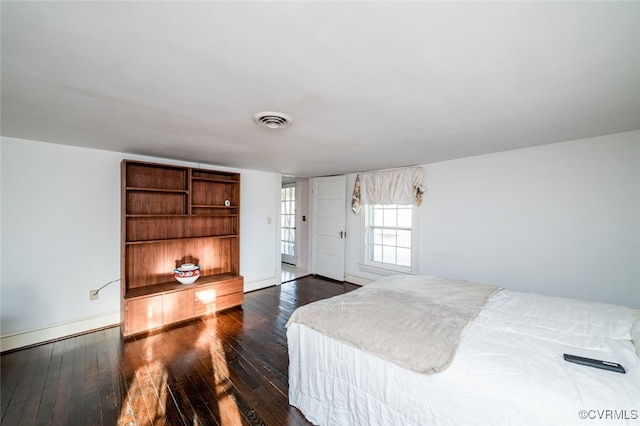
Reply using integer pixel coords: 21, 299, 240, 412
281, 177, 310, 283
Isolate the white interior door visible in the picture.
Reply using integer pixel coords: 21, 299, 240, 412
281, 184, 297, 265
311, 176, 346, 281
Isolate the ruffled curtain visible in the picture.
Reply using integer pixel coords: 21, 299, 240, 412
352, 167, 425, 214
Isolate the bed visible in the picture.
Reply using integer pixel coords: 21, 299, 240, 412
286, 275, 640, 425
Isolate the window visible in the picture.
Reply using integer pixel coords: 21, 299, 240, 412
361, 204, 417, 274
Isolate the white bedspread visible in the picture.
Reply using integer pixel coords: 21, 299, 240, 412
287, 275, 500, 374
288, 285, 640, 426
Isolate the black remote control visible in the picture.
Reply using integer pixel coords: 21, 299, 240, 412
563, 354, 626, 374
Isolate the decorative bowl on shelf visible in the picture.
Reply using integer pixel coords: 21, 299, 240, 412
174, 265, 201, 284
179, 263, 198, 271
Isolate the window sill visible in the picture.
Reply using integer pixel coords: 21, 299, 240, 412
357, 262, 414, 277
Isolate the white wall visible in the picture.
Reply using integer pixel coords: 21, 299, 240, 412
345, 131, 640, 309
240, 170, 279, 291
298, 178, 310, 271
0, 137, 279, 350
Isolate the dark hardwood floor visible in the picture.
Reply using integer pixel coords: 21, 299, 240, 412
1, 276, 359, 426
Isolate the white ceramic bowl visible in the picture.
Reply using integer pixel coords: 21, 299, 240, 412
180, 263, 198, 271
175, 275, 199, 285
174, 267, 201, 284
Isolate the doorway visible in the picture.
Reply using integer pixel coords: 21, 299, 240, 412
281, 183, 296, 265
281, 177, 309, 283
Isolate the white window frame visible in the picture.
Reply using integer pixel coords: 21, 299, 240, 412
359, 204, 418, 275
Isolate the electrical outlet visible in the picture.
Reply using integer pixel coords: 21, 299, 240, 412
90, 290, 99, 301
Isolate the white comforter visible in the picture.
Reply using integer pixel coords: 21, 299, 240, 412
287, 275, 500, 374
288, 287, 640, 426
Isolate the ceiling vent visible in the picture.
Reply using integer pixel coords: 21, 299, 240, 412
253, 111, 292, 129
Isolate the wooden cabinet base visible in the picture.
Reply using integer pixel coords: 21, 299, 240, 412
122, 274, 243, 337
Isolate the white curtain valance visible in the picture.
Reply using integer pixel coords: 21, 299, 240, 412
352, 167, 425, 213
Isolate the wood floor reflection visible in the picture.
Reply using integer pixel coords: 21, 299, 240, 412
1, 276, 359, 426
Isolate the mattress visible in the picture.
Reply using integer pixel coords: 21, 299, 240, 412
287, 284, 640, 426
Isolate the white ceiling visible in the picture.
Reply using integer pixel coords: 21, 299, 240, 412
2, 1, 639, 177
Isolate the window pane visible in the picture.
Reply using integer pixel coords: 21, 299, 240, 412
383, 208, 397, 227
373, 228, 384, 244
397, 230, 411, 248
397, 208, 412, 228
373, 206, 384, 226
372, 244, 383, 262
282, 242, 293, 255
397, 248, 411, 266
382, 229, 396, 246
382, 246, 396, 264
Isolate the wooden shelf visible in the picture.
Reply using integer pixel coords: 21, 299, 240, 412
121, 159, 242, 337
191, 177, 239, 183
125, 273, 242, 299
126, 187, 189, 193
191, 205, 237, 209
125, 234, 239, 245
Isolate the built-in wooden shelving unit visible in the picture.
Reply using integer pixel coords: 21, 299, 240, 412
121, 159, 243, 336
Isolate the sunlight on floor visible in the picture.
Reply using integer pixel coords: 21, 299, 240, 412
200, 315, 244, 426
119, 316, 244, 425
119, 334, 170, 425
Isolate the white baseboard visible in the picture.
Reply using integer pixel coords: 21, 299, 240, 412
244, 276, 278, 293
344, 274, 375, 286
0, 310, 121, 353
2, 277, 280, 352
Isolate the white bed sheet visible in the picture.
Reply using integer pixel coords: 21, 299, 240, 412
288, 289, 640, 426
